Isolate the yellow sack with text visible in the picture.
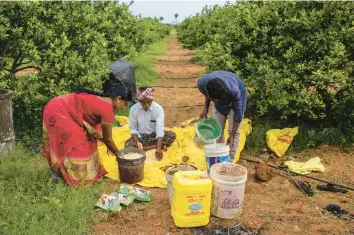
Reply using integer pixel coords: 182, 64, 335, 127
266, 127, 298, 157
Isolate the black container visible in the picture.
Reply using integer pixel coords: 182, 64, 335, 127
116, 148, 146, 184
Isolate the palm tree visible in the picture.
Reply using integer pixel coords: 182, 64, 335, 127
174, 13, 179, 24
159, 16, 164, 22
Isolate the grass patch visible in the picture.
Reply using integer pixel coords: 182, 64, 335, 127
290, 124, 354, 152
0, 146, 105, 235
170, 28, 177, 36
131, 38, 168, 87
245, 119, 354, 155
245, 119, 278, 154
115, 38, 168, 119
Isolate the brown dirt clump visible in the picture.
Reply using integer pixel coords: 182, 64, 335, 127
255, 162, 275, 182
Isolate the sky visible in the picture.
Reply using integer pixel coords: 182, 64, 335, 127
120, 0, 229, 24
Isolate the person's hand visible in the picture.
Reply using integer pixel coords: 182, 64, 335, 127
115, 150, 122, 158
200, 108, 208, 119
133, 135, 143, 150
108, 149, 118, 156
136, 141, 143, 150
155, 149, 163, 160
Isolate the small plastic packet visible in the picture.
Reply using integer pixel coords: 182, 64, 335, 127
132, 187, 151, 202
119, 184, 134, 196
119, 184, 152, 202
95, 193, 122, 212
111, 192, 135, 206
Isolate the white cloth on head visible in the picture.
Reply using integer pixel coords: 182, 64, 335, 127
128, 101, 165, 138
137, 87, 155, 100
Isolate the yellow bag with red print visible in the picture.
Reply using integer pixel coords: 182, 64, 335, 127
266, 127, 298, 157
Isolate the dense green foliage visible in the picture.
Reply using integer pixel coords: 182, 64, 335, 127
177, 2, 354, 129
0, 1, 169, 139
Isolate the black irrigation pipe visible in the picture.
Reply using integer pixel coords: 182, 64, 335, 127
240, 157, 354, 192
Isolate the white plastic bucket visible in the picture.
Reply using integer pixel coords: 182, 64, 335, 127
209, 163, 248, 219
204, 143, 230, 172
165, 165, 196, 205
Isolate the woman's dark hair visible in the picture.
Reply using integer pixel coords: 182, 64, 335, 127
75, 84, 132, 101
206, 78, 229, 99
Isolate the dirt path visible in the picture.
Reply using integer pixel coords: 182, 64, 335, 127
91, 36, 354, 235
154, 37, 206, 128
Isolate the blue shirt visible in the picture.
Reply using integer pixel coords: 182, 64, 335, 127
197, 70, 247, 123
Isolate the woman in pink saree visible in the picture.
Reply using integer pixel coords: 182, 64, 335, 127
42, 85, 132, 186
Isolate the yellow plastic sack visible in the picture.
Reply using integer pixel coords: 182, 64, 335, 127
137, 165, 167, 188
284, 157, 325, 174
183, 141, 207, 170
115, 115, 129, 126
98, 116, 252, 188
266, 127, 298, 157
180, 117, 199, 127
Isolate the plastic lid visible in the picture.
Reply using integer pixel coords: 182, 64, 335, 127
210, 163, 247, 182
165, 165, 196, 180
204, 143, 230, 152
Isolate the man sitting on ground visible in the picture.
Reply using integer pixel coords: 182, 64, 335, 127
125, 86, 176, 160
